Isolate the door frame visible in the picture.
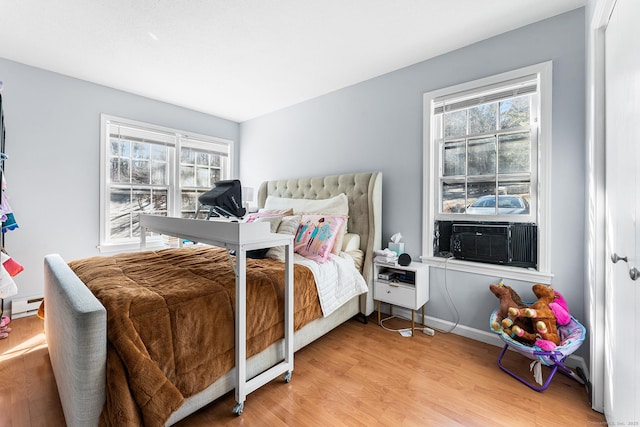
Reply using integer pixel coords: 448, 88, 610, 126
586, 0, 617, 414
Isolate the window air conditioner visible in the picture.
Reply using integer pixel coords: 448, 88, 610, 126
435, 221, 537, 269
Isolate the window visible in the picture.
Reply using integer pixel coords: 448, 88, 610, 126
434, 76, 538, 221
99, 115, 233, 251
422, 62, 552, 278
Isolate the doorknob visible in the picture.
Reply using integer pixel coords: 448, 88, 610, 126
630, 267, 640, 281
611, 253, 628, 263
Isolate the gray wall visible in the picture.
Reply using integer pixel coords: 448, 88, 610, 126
0, 8, 587, 358
240, 9, 586, 346
0, 58, 239, 310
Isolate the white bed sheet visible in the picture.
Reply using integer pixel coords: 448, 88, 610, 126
294, 252, 368, 317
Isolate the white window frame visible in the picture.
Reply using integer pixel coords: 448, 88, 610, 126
421, 62, 553, 283
99, 114, 234, 253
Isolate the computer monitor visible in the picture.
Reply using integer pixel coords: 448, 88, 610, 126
197, 179, 246, 219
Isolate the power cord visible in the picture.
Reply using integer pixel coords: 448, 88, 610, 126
427, 255, 460, 334
378, 256, 461, 336
379, 314, 434, 335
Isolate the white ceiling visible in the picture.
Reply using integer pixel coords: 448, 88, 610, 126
0, 0, 585, 122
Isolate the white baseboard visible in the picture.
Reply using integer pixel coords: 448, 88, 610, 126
381, 304, 589, 381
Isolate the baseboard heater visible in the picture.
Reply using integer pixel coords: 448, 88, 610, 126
11, 296, 44, 319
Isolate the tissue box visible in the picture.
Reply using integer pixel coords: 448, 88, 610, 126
388, 242, 404, 255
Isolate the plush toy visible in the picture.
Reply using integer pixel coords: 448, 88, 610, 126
489, 281, 533, 343
549, 290, 570, 325
532, 289, 571, 350
510, 284, 561, 347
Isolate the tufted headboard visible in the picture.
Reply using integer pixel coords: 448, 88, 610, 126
257, 172, 382, 316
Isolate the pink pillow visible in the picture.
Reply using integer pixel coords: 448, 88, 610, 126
244, 211, 286, 222
294, 215, 345, 263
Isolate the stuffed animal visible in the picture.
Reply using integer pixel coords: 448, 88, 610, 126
549, 290, 570, 325
533, 289, 571, 350
489, 281, 533, 343
510, 284, 561, 346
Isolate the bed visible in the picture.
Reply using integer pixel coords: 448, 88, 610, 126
44, 171, 382, 426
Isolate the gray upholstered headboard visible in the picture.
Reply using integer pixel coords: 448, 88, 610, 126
257, 172, 382, 315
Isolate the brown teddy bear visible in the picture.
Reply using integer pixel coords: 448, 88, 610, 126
509, 284, 561, 346
489, 281, 533, 343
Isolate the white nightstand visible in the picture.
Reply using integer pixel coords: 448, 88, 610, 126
374, 261, 429, 336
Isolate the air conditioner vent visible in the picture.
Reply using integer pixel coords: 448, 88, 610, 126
435, 221, 537, 269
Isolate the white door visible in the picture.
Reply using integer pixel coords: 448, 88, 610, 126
604, 0, 640, 423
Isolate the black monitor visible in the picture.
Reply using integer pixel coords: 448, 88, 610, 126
197, 179, 246, 219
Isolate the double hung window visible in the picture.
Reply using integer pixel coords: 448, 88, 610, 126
423, 62, 552, 277
100, 114, 233, 251
433, 76, 538, 221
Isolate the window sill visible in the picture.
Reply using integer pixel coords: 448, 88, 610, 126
98, 239, 166, 254
98, 237, 208, 254
419, 256, 554, 284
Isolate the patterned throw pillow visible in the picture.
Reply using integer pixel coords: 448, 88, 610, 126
294, 215, 346, 263
262, 195, 350, 255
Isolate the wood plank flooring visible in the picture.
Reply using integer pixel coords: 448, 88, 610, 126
0, 315, 605, 426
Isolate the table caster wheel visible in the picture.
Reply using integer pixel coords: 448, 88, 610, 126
283, 371, 292, 383
233, 402, 244, 415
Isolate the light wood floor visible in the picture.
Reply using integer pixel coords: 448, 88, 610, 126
0, 315, 605, 426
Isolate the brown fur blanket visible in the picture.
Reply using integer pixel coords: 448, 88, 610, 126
69, 246, 322, 426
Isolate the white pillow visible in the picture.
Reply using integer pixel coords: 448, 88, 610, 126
266, 215, 301, 261
341, 233, 361, 252
264, 193, 349, 217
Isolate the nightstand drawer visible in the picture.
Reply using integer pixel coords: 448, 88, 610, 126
374, 281, 416, 308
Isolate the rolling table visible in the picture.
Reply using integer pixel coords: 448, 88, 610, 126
139, 214, 294, 415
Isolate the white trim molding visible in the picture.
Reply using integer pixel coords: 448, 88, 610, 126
585, 0, 617, 414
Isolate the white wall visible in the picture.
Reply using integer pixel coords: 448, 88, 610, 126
240, 10, 587, 355
0, 58, 239, 313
